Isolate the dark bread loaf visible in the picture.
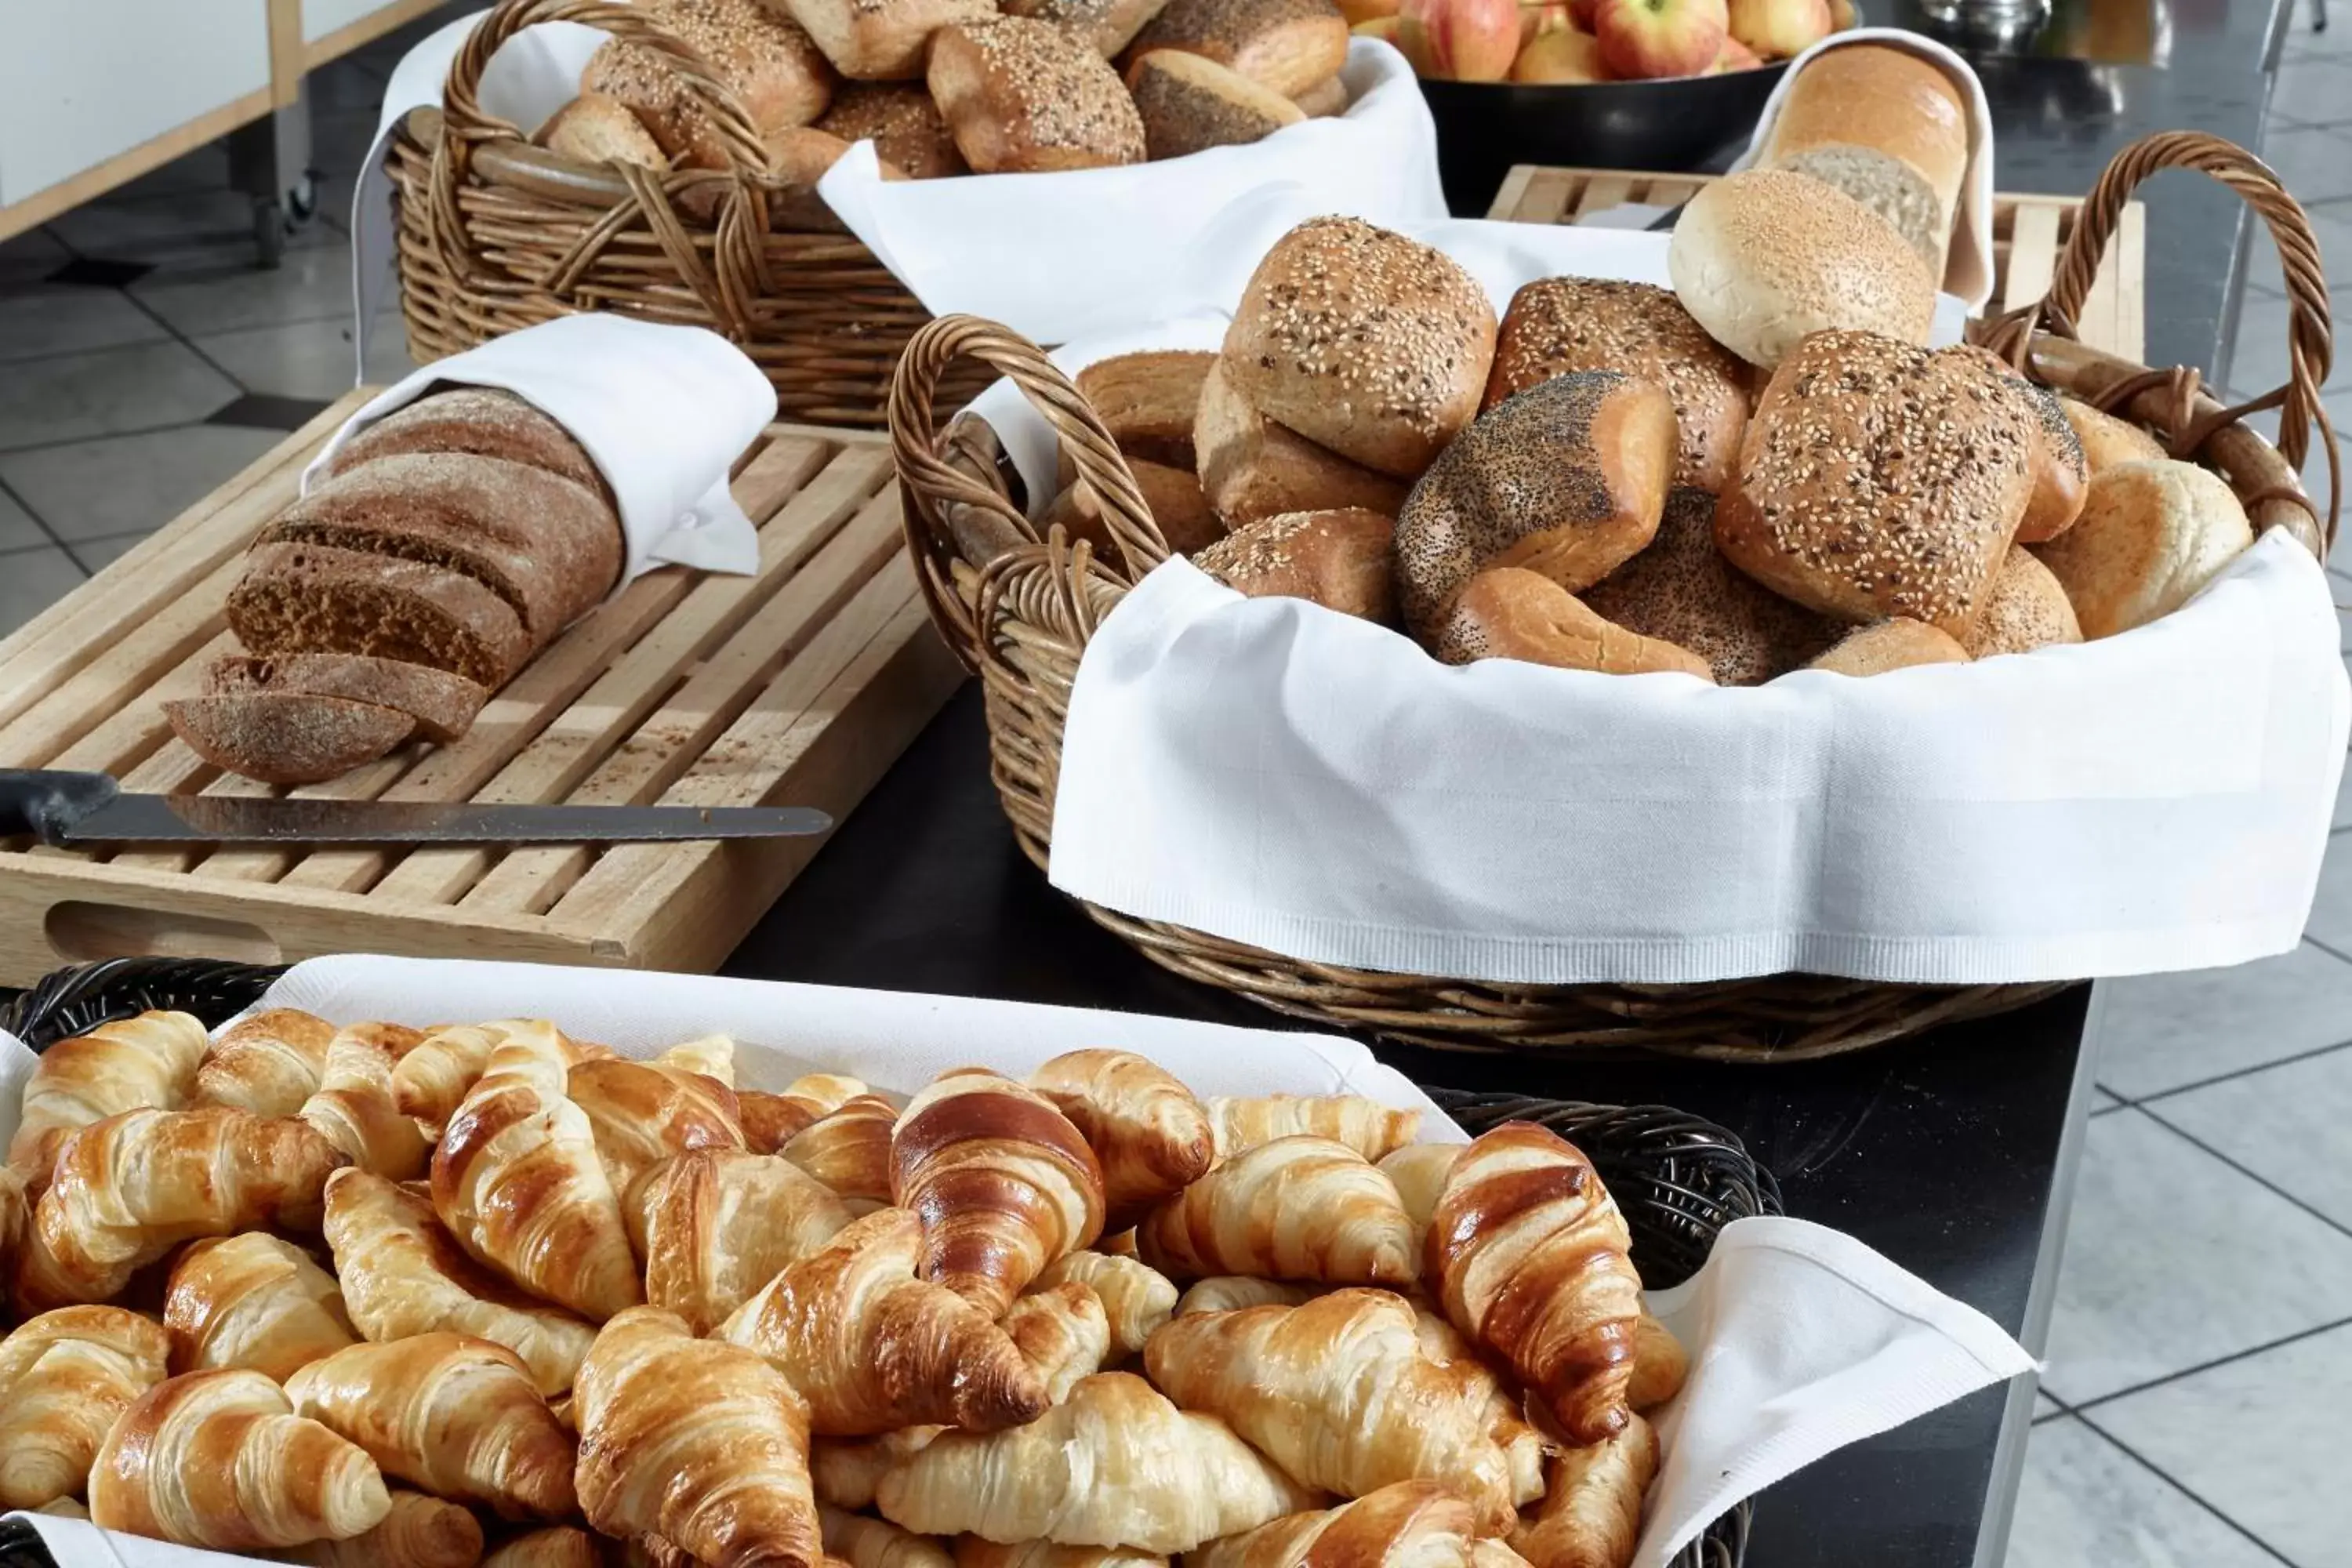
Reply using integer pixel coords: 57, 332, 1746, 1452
164, 693, 416, 786
815, 84, 968, 176
1428, 568, 1714, 679
581, 0, 836, 165
1192, 359, 1407, 526
226, 542, 532, 690
325, 387, 608, 503
1192, 508, 1394, 621
1805, 618, 1970, 676
1004, 0, 1173, 56
201, 654, 489, 746
927, 16, 1149, 172
1129, 49, 1305, 160
1119, 0, 1349, 96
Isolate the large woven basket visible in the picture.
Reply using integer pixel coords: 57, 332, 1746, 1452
889, 132, 2343, 1062
386, 0, 989, 427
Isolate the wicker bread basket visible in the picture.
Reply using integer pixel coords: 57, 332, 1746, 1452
888, 133, 2343, 1063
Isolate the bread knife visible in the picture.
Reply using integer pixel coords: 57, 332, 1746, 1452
0, 770, 831, 848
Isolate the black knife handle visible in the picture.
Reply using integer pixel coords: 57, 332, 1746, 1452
0, 770, 118, 844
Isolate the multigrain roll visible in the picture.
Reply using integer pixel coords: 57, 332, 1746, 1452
2060, 395, 2167, 474
1290, 74, 1347, 117
1962, 547, 2082, 659
1005, 0, 1173, 56
2033, 459, 2254, 638
1044, 460, 1227, 557
1120, 0, 1350, 96
580, 0, 834, 167
815, 84, 968, 176
1222, 217, 1497, 478
1805, 618, 1970, 676
785, 0, 995, 78
1757, 44, 1970, 281
1393, 369, 1677, 637
1193, 359, 1409, 525
1485, 278, 1751, 494
928, 16, 1149, 172
1130, 49, 1305, 159
762, 124, 908, 183
536, 93, 670, 170
1073, 351, 1218, 475
1192, 508, 1396, 621
1430, 568, 1715, 680
2015, 383, 2089, 543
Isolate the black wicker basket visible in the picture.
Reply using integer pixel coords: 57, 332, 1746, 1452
0, 959, 1776, 1568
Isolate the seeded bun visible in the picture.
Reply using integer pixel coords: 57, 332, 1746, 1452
1223, 217, 1497, 479
1193, 359, 1409, 525
764, 124, 907, 183
2060, 395, 2167, 474
537, 93, 670, 171
928, 16, 1149, 172
1119, 0, 1350, 96
2015, 382, 2089, 543
815, 84, 968, 177
1667, 169, 1938, 370
1005, 0, 1174, 56
1192, 507, 1395, 621
784, 0, 995, 78
1805, 618, 1970, 677
1131, 49, 1305, 160
581, 0, 835, 168
1962, 547, 2082, 659
1759, 45, 1970, 281
2032, 459, 2254, 638
1429, 568, 1715, 680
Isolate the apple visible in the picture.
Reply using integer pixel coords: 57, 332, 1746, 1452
1592, 0, 1726, 78
1726, 0, 1830, 57
1512, 26, 1608, 78
1404, 0, 1523, 79
1567, 0, 1601, 28
1338, 0, 1401, 26
1518, 0, 1575, 45
1355, 13, 1439, 71
1828, 0, 1857, 27
1711, 32, 1762, 68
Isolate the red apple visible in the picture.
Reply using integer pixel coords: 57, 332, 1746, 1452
1727, 0, 1830, 57
1711, 32, 1763, 68
1356, 13, 1440, 71
1512, 26, 1608, 78
1339, 0, 1401, 26
1518, 0, 1574, 45
1592, 0, 1726, 78
1567, 0, 1602, 28
1404, 0, 1523, 79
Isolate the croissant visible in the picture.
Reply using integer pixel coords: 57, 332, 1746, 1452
891, 1069, 1105, 1314
813, 1429, 941, 1510
1428, 1123, 1642, 1446
630, 1149, 853, 1333
783, 1094, 901, 1212
16, 1106, 348, 1310
1204, 1096, 1420, 1166
1003, 1281, 1110, 1403
32, 1498, 87, 1519
1172, 1278, 1320, 1317
482, 1526, 604, 1568
0, 1305, 172, 1510
322, 1168, 596, 1398
571, 1054, 745, 1198
432, 1026, 642, 1321
823, 1505, 956, 1568
193, 1008, 338, 1117
875, 1372, 1318, 1552
89, 1367, 391, 1549
395, 1021, 589, 1139
1410, 1308, 1551, 1508
301, 1022, 431, 1180
1029, 1051, 1213, 1229
1377, 1144, 1460, 1258
956, 1541, 1165, 1568
1508, 1415, 1658, 1568
717, 1207, 1047, 1435
1628, 1314, 1687, 1411
1030, 1251, 1177, 1359
1135, 1136, 1414, 1287
163, 1232, 359, 1381
283, 1490, 488, 1568
657, 1033, 738, 1085
574, 1306, 822, 1568
0, 1165, 25, 1290
1144, 1288, 1517, 1532
7, 1010, 206, 1184
1188, 1482, 1537, 1568
742, 1075, 870, 1155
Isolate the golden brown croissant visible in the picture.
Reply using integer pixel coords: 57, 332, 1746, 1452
1508, 1415, 1658, 1568
630, 1149, 851, 1333
956, 1541, 1165, 1568
1204, 1096, 1420, 1166
283, 1489, 488, 1568
393, 1023, 511, 1138
302, 1022, 432, 1181
1003, 1281, 1110, 1403
1410, 1308, 1551, 1508
571, 1054, 746, 1198
1428, 1123, 1642, 1446
1188, 1481, 1537, 1568
1172, 1278, 1320, 1317
1136, 1136, 1414, 1287
574, 1305, 822, 1568
822, 1506, 956, 1568
16, 1106, 348, 1310
482, 1526, 604, 1568
1628, 1314, 1686, 1411
783, 1094, 901, 1212
32, 1497, 87, 1519
813, 1430, 942, 1510
433, 1026, 642, 1322
0, 1305, 172, 1510
163, 1232, 358, 1381
1144, 1288, 1517, 1532
891, 1069, 1105, 1315
322, 1168, 597, 1398
286, 1331, 577, 1520
0, 1164, 26, 1291
1029, 1251, 1176, 1359
1029, 1051, 1213, 1229
656, 1033, 738, 1085
194, 1008, 337, 1117
89, 1367, 391, 1549
1376, 1144, 1460, 1258
874, 1371, 1318, 1552
8, 1010, 206, 1184
717, 1206, 1048, 1435
743, 1075, 871, 1156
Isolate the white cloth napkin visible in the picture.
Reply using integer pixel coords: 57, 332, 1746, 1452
1730, 28, 1999, 310
301, 313, 773, 584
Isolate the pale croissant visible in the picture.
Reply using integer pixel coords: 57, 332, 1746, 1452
394, 1020, 587, 1138
89, 1367, 391, 1549
322, 1167, 596, 1398
1003, 1281, 1111, 1402
822, 1505, 956, 1568
1411, 1308, 1550, 1508
481, 1526, 604, 1568
742, 1073, 869, 1155
782, 1093, 899, 1211
1030, 1250, 1177, 1359
283, 1490, 487, 1568
571, 1053, 745, 1198
1629, 1314, 1687, 1411
1144, 1288, 1518, 1532
574, 1306, 822, 1568
0, 1165, 25, 1294
630, 1148, 852, 1333
1172, 1278, 1320, 1317
1377, 1143, 1460, 1258
958, 1541, 1166, 1568
193, 1008, 338, 1117
875, 1372, 1318, 1552
813, 1428, 941, 1510
1428, 1123, 1642, 1446
432, 1026, 642, 1321
1204, 1095, 1419, 1166
657, 1033, 737, 1085
891, 1069, 1105, 1314
1187, 1481, 1538, 1568
0, 1305, 171, 1510
717, 1206, 1047, 1435
301, 1022, 431, 1180
1136, 1136, 1415, 1287
17, 1106, 348, 1310
164, 1231, 358, 1381
7, 1010, 206, 1184
1029, 1051, 1213, 1228
1508, 1415, 1658, 1568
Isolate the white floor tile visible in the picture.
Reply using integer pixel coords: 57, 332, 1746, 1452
0, 285, 169, 364
0, 341, 237, 452
2004, 1416, 2279, 1568
189, 317, 363, 401
2255, 128, 2352, 212
2270, 56, 2352, 128
0, 425, 280, 543
0, 488, 50, 552
2092, 942, 2352, 1098
2230, 291, 2349, 401
2297, 832, 2352, 953
133, 241, 358, 336
0, 547, 88, 638
2154, 1044, 2352, 1228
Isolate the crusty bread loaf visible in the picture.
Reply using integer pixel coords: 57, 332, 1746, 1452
1394, 369, 1676, 637
537, 93, 671, 170
1667, 169, 1938, 370
227, 542, 532, 689
581, 0, 835, 166
1120, 0, 1350, 96
1290, 74, 1346, 117
1005, 0, 1173, 55
2015, 382, 2089, 543
1223, 217, 1497, 478
1485, 278, 1750, 495
1194, 358, 1409, 525
1759, 45, 1969, 281
1805, 618, 1970, 676
2060, 395, 2166, 474
815, 83, 968, 176
1044, 460, 1227, 557
1130, 49, 1305, 159
1430, 568, 1715, 679
2032, 459, 2254, 638
928, 16, 1149, 172
201, 653, 488, 746
1192, 507, 1394, 621
1073, 351, 1218, 477
325, 387, 608, 503
788, 0, 996, 77
1962, 546, 2081, 658
164, 693, 416, 786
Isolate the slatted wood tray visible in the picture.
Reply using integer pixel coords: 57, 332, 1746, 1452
0, 394, 965, 985
1488, 165, 2147, 365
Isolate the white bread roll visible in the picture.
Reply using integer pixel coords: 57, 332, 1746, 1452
2032, 459, 2254, 638
1759, 44, 1969, 281
1962, 546, 2081, 659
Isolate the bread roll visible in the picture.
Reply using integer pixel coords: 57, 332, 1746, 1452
537, 94, 670, 170
1581, 488, 1840, 684
1758, 44, 1969, 281
2032, 459, 2254, 638
761, 124, 908, 183
165, 692, 416, 786
1074, 351, 1218, 476
815, 84, 967, 176
2060, 395, 2166, 474
580, 0, 834, 167
1805, 618, 1969, 676
1194, 359, 1407, 525
786, 0, 994, 78
1430, 568, 1714, 680
201, 654, 488, 746
1005, 0, 1174, 55
2015, 383, 2089, 543
1223, 217, 1496, 478
1120, 0, 1350, 95
1485, 278, 1750, 494
1962, 547, 2081, 658
1044, 461, 1227, 557
928, 17, 1149, 172
1192, 508, 1395, 621
1666, 169, 1937, 370
1393, 369, 1676, 637
1130, 49, 1305, 159
1290, 74, 1347, 116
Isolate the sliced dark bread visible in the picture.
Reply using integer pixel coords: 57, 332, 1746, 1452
164, 691, 416, 785
226, 542, 531, 689
202, 653, 488, 746
326, 386, 611, 503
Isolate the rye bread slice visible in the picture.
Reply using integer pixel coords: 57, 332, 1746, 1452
325, 386, 612, 503
202, 653, 488, 746
262, 452, 621, 644
164, 691, 416, 785
226, 541, 531, 689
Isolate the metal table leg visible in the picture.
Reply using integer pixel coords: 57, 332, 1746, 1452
225, 79, 317, 268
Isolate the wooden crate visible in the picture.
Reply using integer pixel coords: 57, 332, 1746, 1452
0, 394, 966, 985
1488, 167, 2147, 366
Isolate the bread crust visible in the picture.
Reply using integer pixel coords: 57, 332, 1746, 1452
1072, 351, 1218, 477
201, 653, 488, 746
536, 94, 671, 172
2058, 394, 2166, 474
1429, 568, 1713, 679
326, 387, 609, 503
927, 16, 1149, 172
1005, 0, 1174, 56
1192, 508, 1395, 621
582, 0, 835, 166
1761, 44, 1968, 279
2031, 458, 2253, 638
815, 84, 968, 176
1961, 546, 2081, 658
1044, 461, 1226, 557
1120, 0, 1350, 96
1804, 617, 1969, 676
1580, 488, 1839, 684
165, 693, 416, 786
787, 0, 996, 78
1130, 49, 1305, 159
1194, 359, 1407, 526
